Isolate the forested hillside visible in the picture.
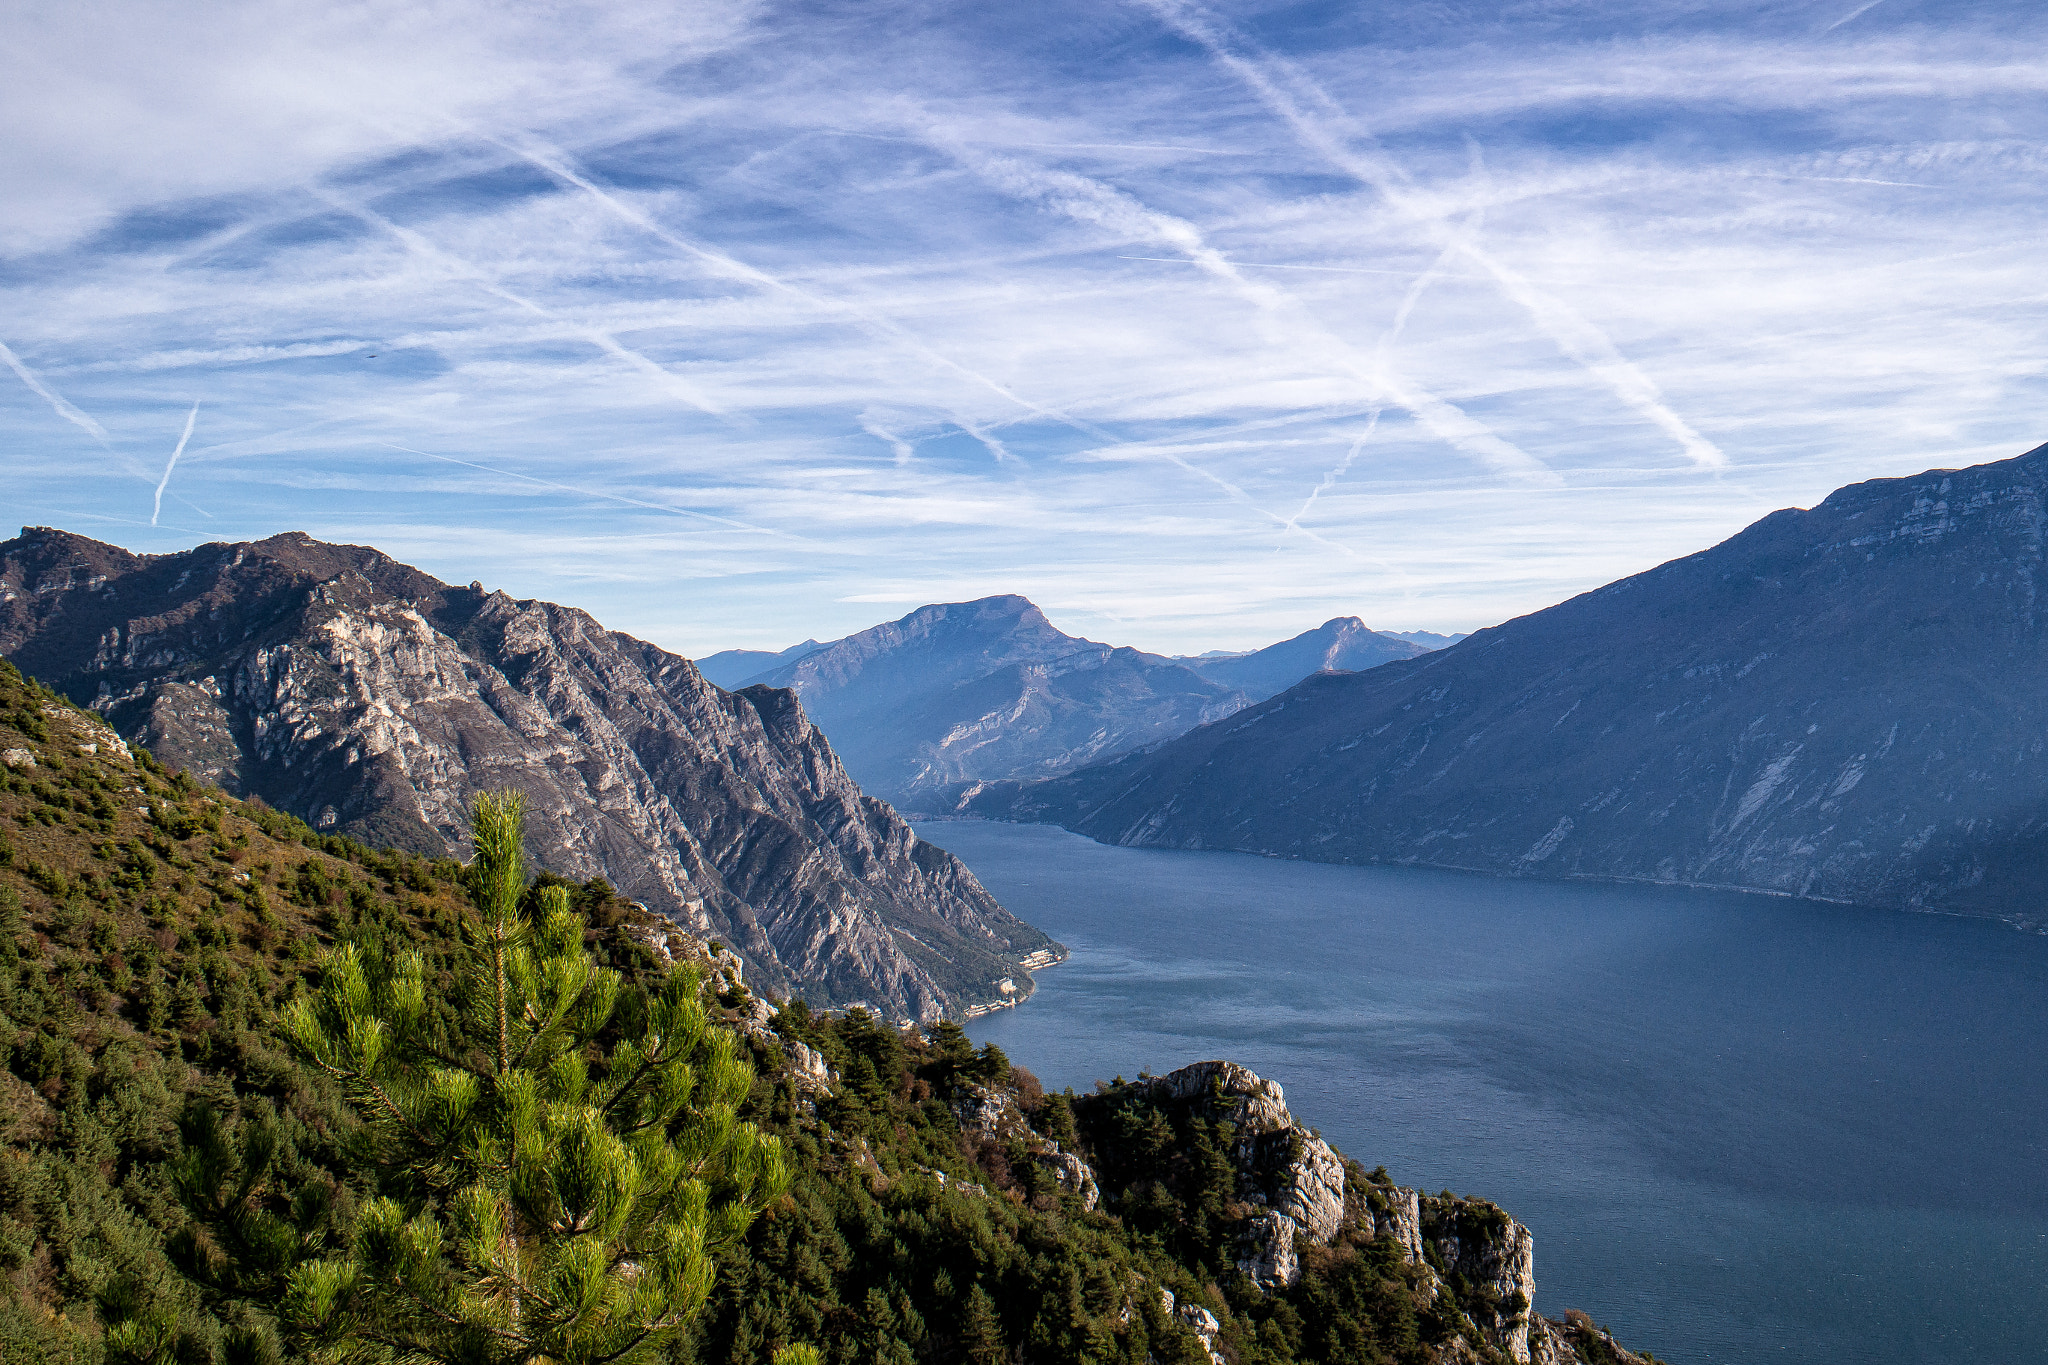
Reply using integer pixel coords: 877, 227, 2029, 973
0, 661, 1654, 1365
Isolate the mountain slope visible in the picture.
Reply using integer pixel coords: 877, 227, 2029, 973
971, 442, 2048, 919
695, 639, 822, 689
0, 528, 1058, 1019
1187, 617, 1428, 701
0, 667, 1656, 1365
742, 596, 1250, 811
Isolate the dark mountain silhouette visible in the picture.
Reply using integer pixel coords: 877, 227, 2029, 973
0, 528, 1060, 1018
971, 442, 2048, 921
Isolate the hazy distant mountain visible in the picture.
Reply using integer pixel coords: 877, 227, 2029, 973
972, 442, 2048, 921
695, 638, 822, 689
1380, 629, 1468, 650
1184, 617, 1427, 702
739, 596, 1249, 811
0, 529, 1059, 1019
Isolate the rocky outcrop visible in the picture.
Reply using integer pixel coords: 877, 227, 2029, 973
948, 1074, 1103, 1210
974, 441, 2048, 924
0, 528, 1062, 1019
1081, 1061, 1632, 1364
1140, 1060, 1345, 1285
1158, 1287, 1226, 1365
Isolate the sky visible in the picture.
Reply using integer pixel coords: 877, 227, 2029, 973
3, 0, 2046, 657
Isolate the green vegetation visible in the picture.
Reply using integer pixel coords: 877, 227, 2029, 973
177, 789, 790, 1363
0, 660, 1625, 1365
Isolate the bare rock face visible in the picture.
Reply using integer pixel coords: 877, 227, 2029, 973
0, 528, 1062, 1019
1032, 1146, 1101, 1211
1420, 1192, 1537, 1363
1140, 1060, 1346, 1287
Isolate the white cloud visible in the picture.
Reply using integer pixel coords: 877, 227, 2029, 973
3, 0, 2045, 655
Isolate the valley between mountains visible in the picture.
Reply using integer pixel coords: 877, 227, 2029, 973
973, 441, 2048, 926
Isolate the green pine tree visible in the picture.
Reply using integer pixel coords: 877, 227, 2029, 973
182, 789, 789, 1364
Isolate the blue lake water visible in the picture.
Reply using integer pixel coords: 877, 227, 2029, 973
917, 820, 2048, 1365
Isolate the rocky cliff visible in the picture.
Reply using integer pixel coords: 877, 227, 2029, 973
1035, 1056, 1651, 1364
0, 527, 1061, 1019
972, 442, 2048, 922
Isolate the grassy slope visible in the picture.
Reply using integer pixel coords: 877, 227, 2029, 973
0, 661, 1657, 1365
0, 662, 666, 1362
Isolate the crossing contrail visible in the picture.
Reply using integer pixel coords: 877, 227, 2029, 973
1135, 0, 1727, 471
152, 403, 201, 526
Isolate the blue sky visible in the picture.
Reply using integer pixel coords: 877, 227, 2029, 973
4, 0, 2045, 656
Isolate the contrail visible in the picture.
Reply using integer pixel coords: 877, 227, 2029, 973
1823, 0, 1886, 32
374, 441, 800, 539
0, 339, 111, 445
495, 133, 1330, 531
152, 402, 200, 526
1283, 231, 1467, 532
1136, 0, 1727, 471
859, 413, 918, 466
943, 134, 1558, 486
954, 415, 1018, 465
313, 190, 727, 417
1119, 255, 1485, 280
1286, 148, 1490, 532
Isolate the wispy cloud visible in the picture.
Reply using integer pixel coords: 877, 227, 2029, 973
3, 0, 2044, 653
1134, 0, 1728, 470
1, 339, 111, 445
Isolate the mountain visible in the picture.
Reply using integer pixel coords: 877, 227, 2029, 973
738, 595, 1251, 811
970, 442, 2048, 920
1382, 629, 1469, 650
1184, 616, 1428, 701
0, 668, 1655, 1365
694, 638, 822, 689
0, 528, 1059, 1019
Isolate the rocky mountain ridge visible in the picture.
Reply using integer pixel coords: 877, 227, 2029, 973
970, 441, 2048, 922
727, 596, 1441, 814
0, 527, 1059, 1019
735, 595, 1253, 812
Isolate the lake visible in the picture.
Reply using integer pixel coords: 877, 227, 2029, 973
918, 820, 2048, 1365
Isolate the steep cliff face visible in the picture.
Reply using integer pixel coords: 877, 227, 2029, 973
974, 442, 2048, 921
1067, 1060, 1642, 1365
736, 595, 1252, 812
0, 528, 1060, 1019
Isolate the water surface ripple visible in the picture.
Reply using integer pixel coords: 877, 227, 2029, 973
922, 821, 2048, 1365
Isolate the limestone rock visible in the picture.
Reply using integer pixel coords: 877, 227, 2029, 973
1420, 1193, 1537, 1365
1232, 1209, 1297, 1290
0, 528, 1064, 1020
1140, 1060, 1345, 1288
1031, 1145, 1100, 1211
